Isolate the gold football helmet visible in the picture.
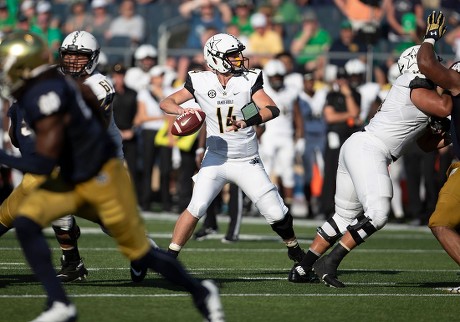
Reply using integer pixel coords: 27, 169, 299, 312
0, 31, 50, 98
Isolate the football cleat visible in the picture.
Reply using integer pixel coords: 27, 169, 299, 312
221, 236, 238, 244
56, 257, 88, 283
130, 237, 159, 283
287, 244, 306, 263
288, 264, 318, 283
447, 286, 460, 294
312, 255, 345, 288
194, 227, 218, 241
194, 280, 225, 322
31, 301, 77, 322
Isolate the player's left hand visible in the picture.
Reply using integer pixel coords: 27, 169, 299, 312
295, 138, 305, 156
226, 118, 247, 131
424, 11, 447, 42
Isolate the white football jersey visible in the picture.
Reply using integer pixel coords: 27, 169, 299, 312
185, 69, 262, 158
85, 71, 123, 158
364, 73, 429, 159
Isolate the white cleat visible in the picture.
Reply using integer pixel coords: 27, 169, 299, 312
447, 286, 460, 294
31, 301, 77, 322
199, 280, 225, 322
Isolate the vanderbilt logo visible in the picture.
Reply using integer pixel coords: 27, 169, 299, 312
208, 90, 216, 98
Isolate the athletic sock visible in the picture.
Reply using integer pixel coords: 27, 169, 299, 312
14, 216, 69, 304
300, 250, 320, 268
327, 243, 349, 267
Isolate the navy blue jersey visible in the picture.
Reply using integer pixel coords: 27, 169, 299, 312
7, 103, 35, 158
17, 68, 116, 183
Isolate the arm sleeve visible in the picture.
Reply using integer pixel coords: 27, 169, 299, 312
0, 149, 55, 175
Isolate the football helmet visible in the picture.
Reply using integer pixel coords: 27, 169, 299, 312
203, 33, 248, 74
59, 30, 100, 77
263, 59, 285, 91
397, 45, 421, 75
0, 31, 50, 98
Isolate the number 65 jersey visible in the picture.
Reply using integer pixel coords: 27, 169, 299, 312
184, 69, 264, 159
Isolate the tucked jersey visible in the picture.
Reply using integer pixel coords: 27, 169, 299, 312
184, 69, 263, 158
364, 73, 430, 159
84, 72, 123, 159
17, 68, 116, 183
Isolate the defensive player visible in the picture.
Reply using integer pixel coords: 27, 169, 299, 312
417, 10, 460, 294
289, 44, 453, 287
160, 33, 305, 263
0, 31, 224, 322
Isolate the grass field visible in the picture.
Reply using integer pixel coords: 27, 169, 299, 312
0, 212, 458, 322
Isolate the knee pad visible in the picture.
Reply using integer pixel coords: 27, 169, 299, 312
270, 213, 294, 240
255, 187, 287, 224
347, 215, 377, 245
317, 216, 343, 245
52, 216, 80, 246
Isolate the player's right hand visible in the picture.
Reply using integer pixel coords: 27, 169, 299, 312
424, 11, 447, 42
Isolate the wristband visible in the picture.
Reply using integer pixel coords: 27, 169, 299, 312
244, 113, 263, 127
195, 147, 205, 155
423, 38, 435, 45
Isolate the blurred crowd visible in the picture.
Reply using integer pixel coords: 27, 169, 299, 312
0, 0, 459, 226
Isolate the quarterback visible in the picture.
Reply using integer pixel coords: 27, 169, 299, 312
160, 33, 305, 264
289, 44, 452, 287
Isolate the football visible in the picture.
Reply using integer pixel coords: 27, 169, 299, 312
171, 109, 206, 136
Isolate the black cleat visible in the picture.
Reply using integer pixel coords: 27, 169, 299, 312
56, 257, 88, 283
287, 244, 306, 263
312, 255, 345, 288
130, 237, 159, 283
194, 227, 218, 241
130, 261, 147, 283
288, 264, 319, 283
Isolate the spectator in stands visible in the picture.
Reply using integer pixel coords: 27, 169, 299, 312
328, 19, 367, 68
268, 0, 302, 24
15, 13, 30, 32
0, 1, 16, 34
247, 12, 284, 66
290, 10, 331, 70
111, 63, 141, 199
124, 44, 157, 92
89, 0, 113, 44
30, 1, 62, 61
229, 0, 254, 37
179, 0, 232, 49
106, 0, 146, 45
63, 0, 93, 35
20, 0, 37, 26
445, 13, 460, 60
385, 0, 424, 54
333, 0, 390, 32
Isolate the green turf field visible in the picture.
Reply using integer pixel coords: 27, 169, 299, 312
0, 213, 458, 322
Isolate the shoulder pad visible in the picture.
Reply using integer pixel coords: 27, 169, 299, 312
409, 76, 435, 90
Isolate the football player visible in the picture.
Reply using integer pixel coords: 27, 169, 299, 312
289, 44, 453, 287
258, 58, 304, 211
53, 30, 122, 283
160, 33, 305, 263
0, 31, 224, 322
417, 11, 460, 294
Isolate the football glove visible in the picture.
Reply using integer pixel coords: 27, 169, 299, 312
429, 116, 450, 134
424, 11, 447, 42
